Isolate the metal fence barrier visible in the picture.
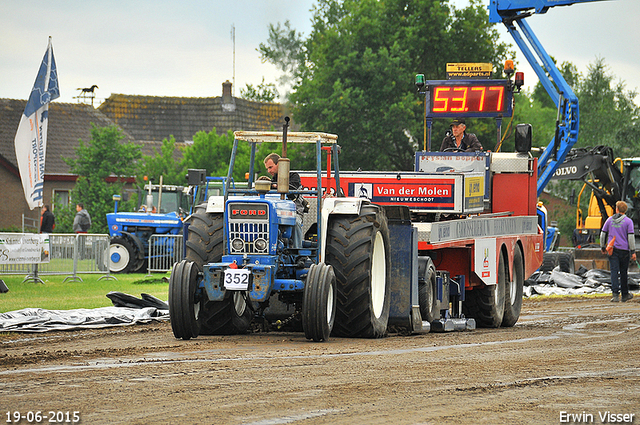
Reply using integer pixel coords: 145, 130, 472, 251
21, 214, 39, 233
0, 233, 113, 282
1, 233, 184, 279
147, 234, 183, 273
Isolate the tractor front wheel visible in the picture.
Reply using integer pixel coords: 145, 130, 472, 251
169, 260, 201, 340
302, 263, 337, 342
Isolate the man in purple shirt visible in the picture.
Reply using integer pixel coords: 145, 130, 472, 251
600, 201, 636, 302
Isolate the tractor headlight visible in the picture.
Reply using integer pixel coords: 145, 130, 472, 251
231, 238, 244, 252
254, 238, 268, 252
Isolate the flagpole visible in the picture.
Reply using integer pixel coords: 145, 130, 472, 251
44, 37, 52, 93
30, 37, 53, 284
16, 37, 59, 283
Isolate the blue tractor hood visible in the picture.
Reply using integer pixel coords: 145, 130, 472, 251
226, 195, 297, 227
107, 211, 183, 237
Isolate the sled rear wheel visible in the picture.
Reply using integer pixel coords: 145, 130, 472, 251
464, 249, 506, 328
419, 257, 439, 323
502, 246, 524, 327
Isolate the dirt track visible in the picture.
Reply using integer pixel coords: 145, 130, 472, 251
1, 296, 639, 425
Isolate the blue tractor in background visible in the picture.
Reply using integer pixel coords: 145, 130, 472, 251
107, 183, 189, 273
536, 200, 572, 272
106, 176, 239, 273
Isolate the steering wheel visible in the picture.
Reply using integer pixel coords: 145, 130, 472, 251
443, 147, 464, 152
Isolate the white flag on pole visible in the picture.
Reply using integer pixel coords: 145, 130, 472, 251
14, 37, 60, 210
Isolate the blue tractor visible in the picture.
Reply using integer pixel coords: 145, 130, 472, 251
169, 126, 401, 342
107, 184, 189, 273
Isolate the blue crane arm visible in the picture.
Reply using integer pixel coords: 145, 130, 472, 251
489, 0, 608, 22
488, 0, 606, 196
504, 16, 579, 197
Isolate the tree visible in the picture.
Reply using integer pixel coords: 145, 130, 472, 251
531, 60, 580, 110
241, 78, 279, 103
555, 58, 639, 226
60, 125, 141, 233
180, 129, 246, 181
528, 57, 639, 155
139, 135, 186, 185
260, 0, 513, 171
180, 127, 316, 182
524, 57, 640, 238
503, 89, 557, 152
575, 57, 640, 155
258, 20, 306, 89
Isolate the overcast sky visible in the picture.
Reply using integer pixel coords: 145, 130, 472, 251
1, 0, 638, 106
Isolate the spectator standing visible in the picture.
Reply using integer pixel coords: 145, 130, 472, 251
600, 201, 636, 302
73, 203, 91, 233
40, 205, 55, 233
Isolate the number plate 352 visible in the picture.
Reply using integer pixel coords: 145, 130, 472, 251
223, 268, 251, 290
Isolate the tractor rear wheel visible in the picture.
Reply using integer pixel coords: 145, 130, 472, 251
168, 260, 200, 340
558, 251, 575, 274
198, 292, 252, 335
540, 251, 559, 272
502, 246, 524, 327
302, 263, 337, 342
109, 237, 135, 273
184, 207, 252, 335
464, 249, 506, 328
326, 204, 391, 338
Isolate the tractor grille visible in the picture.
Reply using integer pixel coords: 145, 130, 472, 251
228, 203, 270, 254
228, 222, 270, 254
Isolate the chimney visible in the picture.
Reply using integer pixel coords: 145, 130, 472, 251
222, 80, 233, 102
221, 80, 235, 112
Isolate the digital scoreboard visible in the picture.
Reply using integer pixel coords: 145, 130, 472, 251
424, 80, 513, 119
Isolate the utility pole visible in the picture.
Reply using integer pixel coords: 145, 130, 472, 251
231, 24, 236, 97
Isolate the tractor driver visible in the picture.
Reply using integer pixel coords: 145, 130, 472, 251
440, 118, 483, 152
263, 153, 307, 247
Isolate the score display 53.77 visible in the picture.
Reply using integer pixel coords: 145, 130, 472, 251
424, 80, 513, 119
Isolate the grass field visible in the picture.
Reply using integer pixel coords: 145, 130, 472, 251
0, 272, 170, 313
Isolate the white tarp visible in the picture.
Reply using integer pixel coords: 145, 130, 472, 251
525, 267, 639, 297
0, 307, 168, 333
0, 293, 168, 333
